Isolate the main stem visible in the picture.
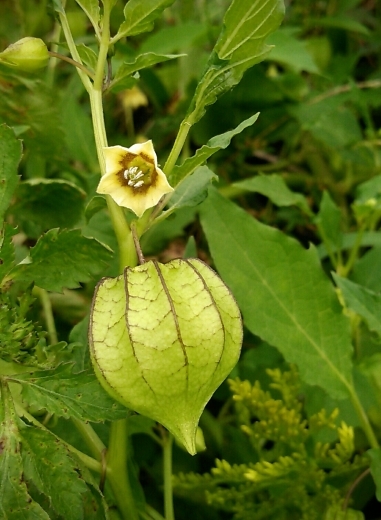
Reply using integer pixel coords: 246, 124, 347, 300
87, 4, 138, 519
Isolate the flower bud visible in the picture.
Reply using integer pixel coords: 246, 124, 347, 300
89, 258, 242, 454
0, 37, 49, 72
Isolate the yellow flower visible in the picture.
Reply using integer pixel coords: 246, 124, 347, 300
96, 140, 173, 217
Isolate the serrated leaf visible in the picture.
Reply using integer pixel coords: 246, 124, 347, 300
200, 188, 353, 399
169, 113, 259, 187
186, 0, 285, 124
0, 381, 49, 520
11, 179, 86, 237
333, 275, 381, 337
9, 364, 128, 422
113, 0, 176, 42
0, 124, 22, 223
166, 165, 217, 213
233, 173, 312, 215
74, 0, 100, 35
21, 427, 89, 519
369, 448, 381, 501
111, 52, 184, 91
0, 224, 16, 282
10, 229, 112, 293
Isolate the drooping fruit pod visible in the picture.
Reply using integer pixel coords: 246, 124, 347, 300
89, 258, 242, 454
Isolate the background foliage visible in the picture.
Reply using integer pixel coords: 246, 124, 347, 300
0, 0, 381, 519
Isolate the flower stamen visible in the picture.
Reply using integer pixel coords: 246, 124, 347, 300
124, 166, 145, 188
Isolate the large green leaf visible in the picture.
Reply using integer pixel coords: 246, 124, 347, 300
10, 229, 112, 293
169, 113, 259, 187
333, 275, 381, 337
186, 0, 285, 124
200, 189, 353, 399
0, 124, 22, 223
9, 364, 128, 422
0, 224, 16, 283
112, 0, 176, 42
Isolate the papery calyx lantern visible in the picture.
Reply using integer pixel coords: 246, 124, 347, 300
89, 258, 242, 455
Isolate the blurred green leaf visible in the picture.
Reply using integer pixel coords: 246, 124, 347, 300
333, 275, 381, 337
369, 448, 381, 501
113, 0, 176, 42
186, 0, 285, 124
140, 21, 206, 54
9, 364, 128, 421
233, 173, 312, 215
76, 43, 98, 71
11, 179, 86, 237
315, 191, 343, 256
307, 15, 370, 36
170, 113, 259, 187
10, 228, 113, 293
85, 195, 107, 223
200, 189, 353, 399
0, 124, 22, 223
266, 28, 320, 73
352, 246, 381, 292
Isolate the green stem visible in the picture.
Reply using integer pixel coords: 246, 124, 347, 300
57, 8, 92, 93
34, 287, 58, 345
347, 385, 379, 449
107, 419, 139, 520
163, 433, 175, 520
72, 417, 106, 460
339, 224, 366, 277
163, 120, 192, 176
48, 51, 95, 80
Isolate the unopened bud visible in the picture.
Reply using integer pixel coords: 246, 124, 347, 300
0, 37, 49, 72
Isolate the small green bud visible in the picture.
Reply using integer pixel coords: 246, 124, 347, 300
89, 259, 242, 454
0, 37, 49, 72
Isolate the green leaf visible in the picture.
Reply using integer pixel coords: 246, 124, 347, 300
89, 259, 242, 454
200, 189, 353, 399
169, 113, 259, 187
9, 364, 128, 422
85, 195, 107, 223
111, 52, 184, 91
76, 43, 98, 71
0, 381, 49, 520
333, 275, 381, 337
10, 228, 112, 293
352, 246, 381, 292
233, 173, 312, 215
11, 179, 86, 237
315, 191, 343, 256
266, 28, 320, 73
166, 165, 217, 214
0, 124, 22, 223
0, 224, 16, 283
74, 0, 100, 34
368, 448, 381, 501
186, 0, 285, 124
113, 0, 176, 42
21, 427, 89, 519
